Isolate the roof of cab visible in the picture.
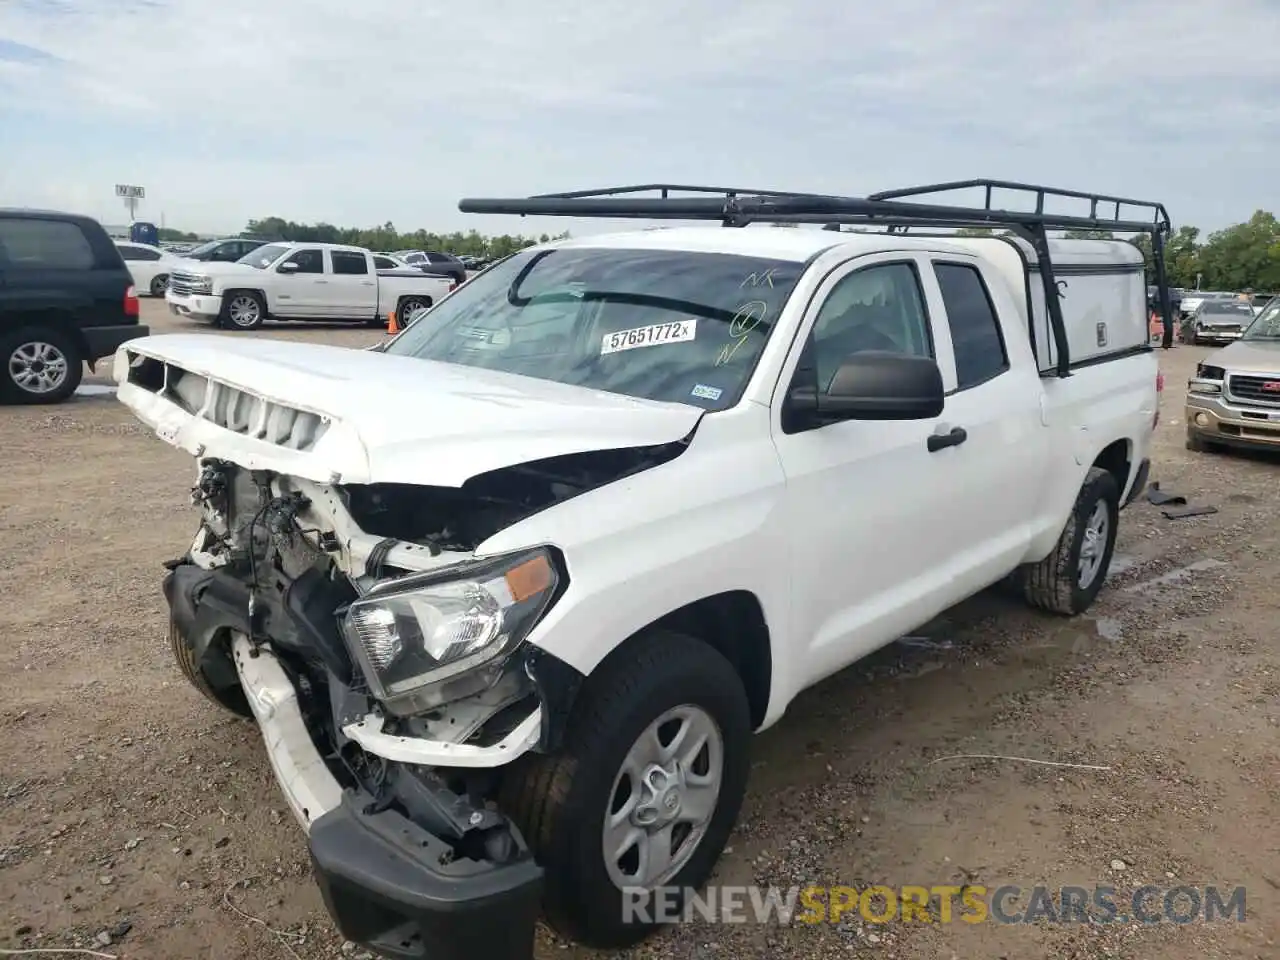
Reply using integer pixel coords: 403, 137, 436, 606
547, 226, 978, 262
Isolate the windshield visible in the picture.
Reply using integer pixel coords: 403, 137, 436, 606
1200, 303, 1254, 317
1244, 299, 1280, 340
382, 246, 804, 410
185, 240, 223, 258
237, 244, 289, 268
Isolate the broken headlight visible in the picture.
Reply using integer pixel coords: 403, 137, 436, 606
340, 548, 562, 715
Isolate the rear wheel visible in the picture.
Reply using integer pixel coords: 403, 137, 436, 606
499, 632, 751, 949
1, 325, 83, 405
396, 296, 433, 328
169, 618, 251, 717
1018, 466, 1119, 616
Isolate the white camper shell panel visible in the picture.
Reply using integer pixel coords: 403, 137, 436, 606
942, 237, 1148, 373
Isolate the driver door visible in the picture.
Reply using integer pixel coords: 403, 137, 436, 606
769, 253, 964, 688
272, 247, 326, 318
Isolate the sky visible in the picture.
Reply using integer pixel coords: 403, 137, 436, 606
0, 0, 1277, 240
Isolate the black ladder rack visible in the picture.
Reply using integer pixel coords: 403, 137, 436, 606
458, 179, 1175, 377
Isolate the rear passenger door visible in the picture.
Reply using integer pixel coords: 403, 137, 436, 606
919, 256, 1049, 583
327, 251, 378, 318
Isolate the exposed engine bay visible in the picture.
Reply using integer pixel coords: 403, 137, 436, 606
341, 440, 687, 554
166, 437, 685, 861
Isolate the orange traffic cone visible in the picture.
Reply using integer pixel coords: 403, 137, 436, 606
386, 310, 399, 335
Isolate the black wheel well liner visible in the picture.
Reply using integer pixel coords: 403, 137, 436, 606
602, 590, 773, 731
1092, 438, 1132, 498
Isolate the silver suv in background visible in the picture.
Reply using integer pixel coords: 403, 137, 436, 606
392, 249, 468, 284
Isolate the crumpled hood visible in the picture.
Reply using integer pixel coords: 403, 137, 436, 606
113, 334, 703, 486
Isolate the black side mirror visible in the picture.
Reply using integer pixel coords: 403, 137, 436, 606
788, 351, 944, 425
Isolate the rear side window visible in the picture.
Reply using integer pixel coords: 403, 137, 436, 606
119, 244, 160, 261
331, 251, 368, 275
934, 262, 1009, 389
0, 218, 95, 269
372, 255, 396, 270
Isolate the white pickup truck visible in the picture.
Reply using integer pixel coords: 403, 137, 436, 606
115, 181, 1167, 960
165, 241, 457, 331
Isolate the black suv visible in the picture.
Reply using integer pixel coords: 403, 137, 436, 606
0, 209, 150, 404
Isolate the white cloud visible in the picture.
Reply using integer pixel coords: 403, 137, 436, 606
0, 0, 1277, 237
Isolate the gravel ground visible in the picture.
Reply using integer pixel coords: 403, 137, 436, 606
1, 301, 1277, 959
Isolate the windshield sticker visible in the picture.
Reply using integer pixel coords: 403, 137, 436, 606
691, 384, 723, 401
715, 300, 768, 367
601, 319, 696, 355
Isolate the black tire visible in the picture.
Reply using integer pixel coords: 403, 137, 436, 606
0, 325, 84, 405
1018, 466, 1120, 616
396, 296, 433, 327
169, 618, 251, 718
499, 631, 751, 949
150, 274, 170, 297
219, 290, 266, 331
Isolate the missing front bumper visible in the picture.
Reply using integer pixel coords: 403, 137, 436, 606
165, 563, 546, 959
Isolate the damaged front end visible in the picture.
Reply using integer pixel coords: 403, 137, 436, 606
167, 459, 600, 960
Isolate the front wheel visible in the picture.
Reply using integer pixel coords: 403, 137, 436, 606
220, 291, 265, 330
499, 632, 751, 949
169, 618, 251, 717
1018, 466, 1120, 616
150, 274, 170, 297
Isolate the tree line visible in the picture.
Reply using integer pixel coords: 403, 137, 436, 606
244, 218, 564, 260
955, 210, 1280, 292
158, 218, 561, 259
157, 208, 1280, 291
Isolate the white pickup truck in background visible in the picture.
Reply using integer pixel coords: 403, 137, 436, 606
165, 241, 457, 330
118, 180, 1171, 960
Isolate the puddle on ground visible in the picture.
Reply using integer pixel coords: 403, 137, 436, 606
1123, 558, 1227, 595
75, 384, 116, 397
1108, 553, 1137, 578
1092, 617, 1124, 642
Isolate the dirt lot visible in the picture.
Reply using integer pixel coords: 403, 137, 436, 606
1, 300, 1277, 960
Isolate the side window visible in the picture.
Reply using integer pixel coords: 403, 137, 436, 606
117, 244, 143, 261
933, 263, 1008, 389
331, 251, 369, 275
809, 262, 932, 392
132, 246, 161, 261
0, 218, 95, 269
372, 255, 396, 270
404, 252, 426, 264
211, 244, 240, 262
283, 249, 324, 274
